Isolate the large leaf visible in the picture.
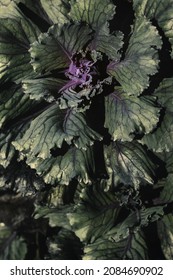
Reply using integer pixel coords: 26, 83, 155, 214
27, 146, 95, 186
90, 23, 124, 60
106, 206, 164, 243
23, 79, 99, 111
141, 79, 173, 152
0, 225, 27, 260
165, 151, 173, 174
13, 0, 51, 23
0, 122, 30, 168
30, 23, 92, 74
0, 160, 45, 195
107, 17, 162, 96
46, 229, 82, 260
104, 142, 157, 189
133, 0, 173, 58
83, 230, 148, 260
0, 194, 35, 227
155, 151, 173, 204
22, 77, 66, 102
155, 78, 173, 111
0, 5, 40, 83
157, 214, 173, 259
83, 204, 164, 260
0, 1, 19, 18
0, 84, 36, 128
159, 175, 173, 204
67, 183, 120, 243
104, 88, 160, 142
0, 131, 16, 168
47, 185, 71, 207
35, 205, 73, 230
13, 104, 101, 159
141, 113, 173, 153
69, 0, 115, 30
40, 0, 70, 24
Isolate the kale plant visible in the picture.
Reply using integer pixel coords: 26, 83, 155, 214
0, 0, 173, 260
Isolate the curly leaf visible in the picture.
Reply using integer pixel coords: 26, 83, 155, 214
107, 17, 162, 96
133, 0, 173, 58
30, 23, 92, 74
58, 87, 92, 111
104, 88, 160, 141
104, 142, 157, 188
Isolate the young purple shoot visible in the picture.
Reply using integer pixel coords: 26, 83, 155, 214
59, 55, 97, 92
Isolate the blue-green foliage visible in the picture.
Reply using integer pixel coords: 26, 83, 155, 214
0, 0, 173, 260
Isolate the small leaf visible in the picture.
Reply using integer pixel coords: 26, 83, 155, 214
104, 87, 160, 141
104, 141, 157, 188
58, 87, 92, 111
107, 17, 162, 95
